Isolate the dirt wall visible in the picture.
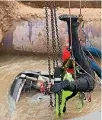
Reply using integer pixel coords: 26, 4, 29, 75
21, 1, 101, 8
0, 1, 101, 54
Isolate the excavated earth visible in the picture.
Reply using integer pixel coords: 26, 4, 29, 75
0, 1, 101, 120
0, 1, 101, 53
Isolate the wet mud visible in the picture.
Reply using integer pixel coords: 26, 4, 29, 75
0, 54, 101, 120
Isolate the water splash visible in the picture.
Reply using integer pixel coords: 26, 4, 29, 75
29, 93, 50, 104
8, 95, 16, 114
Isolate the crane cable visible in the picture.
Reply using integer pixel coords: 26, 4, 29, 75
68, 0, 76, 79
68, 0, 72, 50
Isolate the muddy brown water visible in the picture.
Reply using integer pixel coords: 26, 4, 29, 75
0, 54, 101, 120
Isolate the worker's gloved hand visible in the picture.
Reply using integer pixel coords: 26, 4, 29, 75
50, 80, 70, 94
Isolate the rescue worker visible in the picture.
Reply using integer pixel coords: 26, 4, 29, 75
51, 14, 95, 94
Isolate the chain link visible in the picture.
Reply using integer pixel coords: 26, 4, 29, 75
45, 2, 51, 81
45, 1, 62, 72
50, 1, 62, 114
45, 1, 63, 112
53, 1, 63, 115
53, 2, 63, 65
50, 2, 58, 69
45, 2, 54, 107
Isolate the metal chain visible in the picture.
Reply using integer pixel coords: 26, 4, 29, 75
45, 2, 54, 107
45, 1, 64, 110
50, 1, 63, 114
50, 2, 58, 69
52, 1, 63, 115
45, 1, 59, 107
45, 2, 51, 81
53, 1, 63, 65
